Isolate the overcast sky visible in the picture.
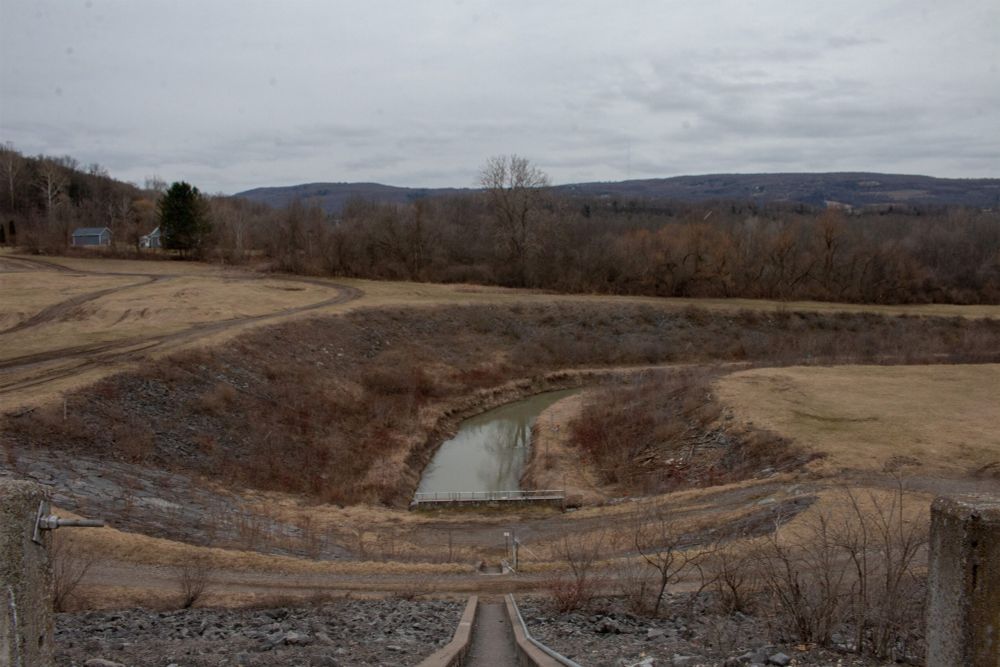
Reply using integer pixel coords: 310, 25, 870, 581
1, 0, 997, 193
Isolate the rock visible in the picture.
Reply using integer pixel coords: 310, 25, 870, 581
767, 653, 791, 666
314, 631, 335, 645
84, 660, 126, 667
672, 654, 700, 667
646, 627, 666, 640
309, 657, 340, 667
283, 630, 312, 645
596, 618, 622, 634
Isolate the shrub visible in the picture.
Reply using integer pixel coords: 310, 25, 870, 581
51, 533, 97, 612
174, 555, 214, 609
547, 532, 606, 612
757, 480, 929, 659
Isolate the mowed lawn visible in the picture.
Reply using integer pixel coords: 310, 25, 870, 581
716, 364, 1000, 476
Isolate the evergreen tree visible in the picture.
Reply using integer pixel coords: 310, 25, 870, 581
158, 181, 210, 255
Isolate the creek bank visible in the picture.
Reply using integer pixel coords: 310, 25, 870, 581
521, 390, 612, 506
402, 366, 672, 506
56, 598, 463, 667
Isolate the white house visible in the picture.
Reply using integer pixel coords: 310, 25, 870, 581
71, 227, 111, 247
140, 226, 162, 249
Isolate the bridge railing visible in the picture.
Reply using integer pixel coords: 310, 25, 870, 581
412, 489, 565, 503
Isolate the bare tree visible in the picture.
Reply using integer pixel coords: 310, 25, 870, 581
36, 159, 68, 223
479, 154, 549, 286
550, 530, 606, 612
759, 509, 853, 646
0, 142, 24, 210
833, 482, 928, 658
144, 175, 167, 194
174, 555, 214, 608
51, 534, 98, 612
632, 507, 709, 616
706, 540, 762, 614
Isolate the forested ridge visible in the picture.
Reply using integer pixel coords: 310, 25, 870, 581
2, 144, 998, 304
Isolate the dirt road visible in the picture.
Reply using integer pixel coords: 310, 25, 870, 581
0, 255, 361, 409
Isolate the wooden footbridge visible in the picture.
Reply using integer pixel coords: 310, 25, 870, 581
410, 489, 565, 509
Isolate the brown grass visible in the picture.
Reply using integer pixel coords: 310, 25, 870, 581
522, 391, 610, 505
716, 364, 1000, 475
567, 369, 812, 495
4, 250, 1000, 408
7, 303, 1000, 507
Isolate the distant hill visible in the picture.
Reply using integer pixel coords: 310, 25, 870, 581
235, 182, 474, 214
236, 173, 1000, 213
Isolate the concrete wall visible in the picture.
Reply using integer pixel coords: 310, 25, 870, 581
504, 595, 569, 667
416, 596, 478, 667
927, 494, 1000, 667
0, 479, 54, 667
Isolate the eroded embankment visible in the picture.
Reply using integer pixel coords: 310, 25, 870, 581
5, 302, 1000, 511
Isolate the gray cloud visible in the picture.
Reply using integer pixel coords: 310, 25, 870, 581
1, 0, 997, 192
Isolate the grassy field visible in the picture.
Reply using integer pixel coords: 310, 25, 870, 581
715, 364, 1000, 476
5, 250, 1000, 414
4, 251, 1000, 609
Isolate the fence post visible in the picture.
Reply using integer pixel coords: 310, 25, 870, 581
926, 494, 1000, 667
1, 479, 54, 667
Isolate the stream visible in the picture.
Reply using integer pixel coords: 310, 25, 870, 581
415, 388, 579, 494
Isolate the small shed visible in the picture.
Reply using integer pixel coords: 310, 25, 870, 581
71, 227, 111, 247
140, 226, 162, 249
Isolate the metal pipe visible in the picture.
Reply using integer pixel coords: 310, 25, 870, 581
45, 517, 105, 528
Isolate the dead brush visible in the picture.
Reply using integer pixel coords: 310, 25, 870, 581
569, 368, 804, 495
51, 533, 98, 612
174, 555, 214, 609
546, 531, 607, 613
756, 480, 929, 659
6, 302, 1000, 507
197, 382, 237, 415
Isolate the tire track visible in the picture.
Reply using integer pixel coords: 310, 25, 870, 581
0, 274, 171, 335
0, 272, 363, 399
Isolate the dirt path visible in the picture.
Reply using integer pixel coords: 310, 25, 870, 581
0, 257, 363, 403
466, 600, 519, 667
0, 274, 170, 335
79, 559, 550, 607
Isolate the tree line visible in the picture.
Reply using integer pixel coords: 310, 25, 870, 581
2, 145, 997, 304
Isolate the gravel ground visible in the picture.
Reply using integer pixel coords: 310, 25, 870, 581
520, 595, 916, 667
55, 598, 463, 667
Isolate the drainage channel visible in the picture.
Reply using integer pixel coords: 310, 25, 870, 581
418, 595, 581, 667
466, 600, 520, 667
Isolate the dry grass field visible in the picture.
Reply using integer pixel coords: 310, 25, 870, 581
715, 364, 1000, 477
5, 250, 1000, 414
3, 251, 1000, 616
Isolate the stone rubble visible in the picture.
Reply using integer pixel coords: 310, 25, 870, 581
519, 596, 906, 667
56, 598, 462, 667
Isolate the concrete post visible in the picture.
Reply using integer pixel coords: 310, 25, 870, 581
0, 479, 54, 667
927, 495, 1000, 667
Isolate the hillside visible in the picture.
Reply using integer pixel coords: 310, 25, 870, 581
235, 182, 473, 213
236, 172, 1000, 213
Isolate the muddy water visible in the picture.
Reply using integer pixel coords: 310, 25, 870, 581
416, 389, 580, 494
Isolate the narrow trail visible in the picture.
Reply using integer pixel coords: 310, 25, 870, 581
466, 600, 519, 667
